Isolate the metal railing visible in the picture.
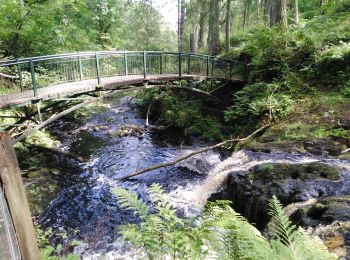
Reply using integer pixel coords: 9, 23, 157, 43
0, 51, 245, 100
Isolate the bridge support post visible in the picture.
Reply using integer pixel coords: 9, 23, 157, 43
124, 53, 128, 76
0, 132, 40, 260
178, 52, 182, 77
16, 59, 24, 92
30, 60, 37, 97
95, 52, 101, 85
143, 51, 147, 79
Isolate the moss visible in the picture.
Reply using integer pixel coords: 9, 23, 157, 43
251, 162, 341, 182
69, 130, 107, 158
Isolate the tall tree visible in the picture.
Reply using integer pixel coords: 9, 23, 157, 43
198, 5, 208, 49
178, 0, 186, 52
267, 0, 288, 29
207, 0, 220, 55
225, 0, 232, 52
292, 0, 299, 25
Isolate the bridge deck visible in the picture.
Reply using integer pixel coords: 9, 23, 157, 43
0, 74, 215, 109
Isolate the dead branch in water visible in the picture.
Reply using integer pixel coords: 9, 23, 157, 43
118, 123, 271, 180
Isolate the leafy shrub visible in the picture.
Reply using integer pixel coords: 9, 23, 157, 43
35, 225, 79, 260
137, 88, 224, 141
224, 83, 295, 122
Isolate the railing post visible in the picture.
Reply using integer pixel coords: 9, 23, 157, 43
143, 51, 147, 79
178, 52, 182, 77
16, 59, 23, 92
95, 52, 101, 85
206, 56, 210, 77
124, 53, 128, 76
229, 61, 233, 80
29, 60, 37, 97
211, 59, 214, 77
78, 54, 84, 80
160, 53, 163, 75
187, 54, 191, 75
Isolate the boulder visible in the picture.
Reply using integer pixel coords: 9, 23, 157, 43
211, 162, 344, 229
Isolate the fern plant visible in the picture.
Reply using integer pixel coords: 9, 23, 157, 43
113, 184, 336, 260
113, 183, 208, 259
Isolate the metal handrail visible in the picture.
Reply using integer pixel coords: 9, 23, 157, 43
0, 51, 246, 101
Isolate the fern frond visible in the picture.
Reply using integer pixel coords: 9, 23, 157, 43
268, 195, 298, 246
268, 195, 337, 260
204, 202, 276, 260
112, 188, 149, 219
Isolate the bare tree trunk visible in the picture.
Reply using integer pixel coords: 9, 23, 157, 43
292, 0, 299, 25
208, 0, 220, 55
268, 0, 287, 29
225, 0, 232, 53
178, 0, 186, 52
198, 10, 206, 49
190, 31, 197, 53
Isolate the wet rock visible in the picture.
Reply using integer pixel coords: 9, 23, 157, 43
303, 138, 348, 156
338, 151, 350, 160
290, 196, 350, 227
70, 130, 107, 158
306, 221, 350, 258
211, 162, 344, 229
109, 125, 144, 138
243, 141, 306, 154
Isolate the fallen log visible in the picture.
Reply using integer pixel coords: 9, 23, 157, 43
13, 97, 103, 144
33, 145, 86, 163
0, 72, 18, 80
118, 123, 270, 180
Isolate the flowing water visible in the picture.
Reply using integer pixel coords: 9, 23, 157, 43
38, 95, 224, 258
36, 94, 350, 259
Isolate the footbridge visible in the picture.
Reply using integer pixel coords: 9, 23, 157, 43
0, 51, 246, 109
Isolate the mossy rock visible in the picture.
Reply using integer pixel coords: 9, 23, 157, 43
243, 141, 306, 153
212, 162, 344, 229
251, 162, 341, 181
303, 138, 348, 156
69, 130, 107, 158
291, 196, 350, 226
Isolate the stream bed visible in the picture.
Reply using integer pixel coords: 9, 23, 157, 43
25, 93, 350, 258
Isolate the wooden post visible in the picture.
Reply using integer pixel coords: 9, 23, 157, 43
0, 132, 40, 260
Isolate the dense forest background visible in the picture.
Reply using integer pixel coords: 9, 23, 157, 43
1, 0, 349, 58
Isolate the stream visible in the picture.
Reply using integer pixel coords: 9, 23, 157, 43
33, 94, 350, 259
37, 94, 224, 258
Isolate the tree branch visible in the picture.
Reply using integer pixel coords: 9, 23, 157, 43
118, 123, 271, 180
